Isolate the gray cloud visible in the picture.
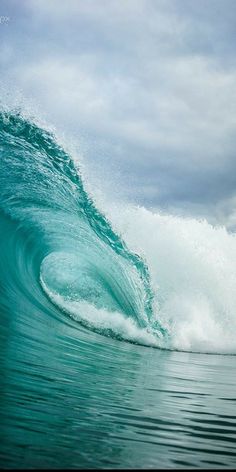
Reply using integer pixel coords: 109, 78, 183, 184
0, 0, 236, 228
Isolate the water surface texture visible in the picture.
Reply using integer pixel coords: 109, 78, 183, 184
0, 112, 236, 469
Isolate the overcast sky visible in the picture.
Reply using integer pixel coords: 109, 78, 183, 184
1, 0, 236, 228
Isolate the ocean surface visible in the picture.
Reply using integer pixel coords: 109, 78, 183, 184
0, 111, 236, 469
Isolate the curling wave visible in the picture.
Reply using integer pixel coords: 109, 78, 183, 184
0, 111, 165, 349
1, 110, 236, 354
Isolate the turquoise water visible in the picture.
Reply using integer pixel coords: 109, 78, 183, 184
1, 112, 236, 469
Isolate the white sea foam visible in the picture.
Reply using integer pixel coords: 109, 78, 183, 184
41, 279, 161, 348
105, 204, 236, 354
41, 202, 236, 353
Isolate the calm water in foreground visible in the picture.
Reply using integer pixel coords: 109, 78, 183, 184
1, 304, 236, 469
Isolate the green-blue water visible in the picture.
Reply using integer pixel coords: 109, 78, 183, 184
1, 112, 236, 469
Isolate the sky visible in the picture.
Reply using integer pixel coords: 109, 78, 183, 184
0, 0, 236, 229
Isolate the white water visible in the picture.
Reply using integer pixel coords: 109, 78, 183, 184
41, 280, 162, 348
42, 200, 236, 354
102, 204, 236, 354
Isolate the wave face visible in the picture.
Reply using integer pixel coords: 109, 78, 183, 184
0, 111, 165, 349
1, 111, 236, 355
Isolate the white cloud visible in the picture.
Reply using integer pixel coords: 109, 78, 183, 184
1, 0, 236, 225
12, 54, 236, 168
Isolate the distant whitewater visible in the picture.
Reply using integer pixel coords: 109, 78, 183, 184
1, 110, 236, 354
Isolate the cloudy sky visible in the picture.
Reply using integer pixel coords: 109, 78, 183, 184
1, 0, 236, 228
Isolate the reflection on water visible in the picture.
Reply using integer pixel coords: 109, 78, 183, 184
1, 298, 236, 469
